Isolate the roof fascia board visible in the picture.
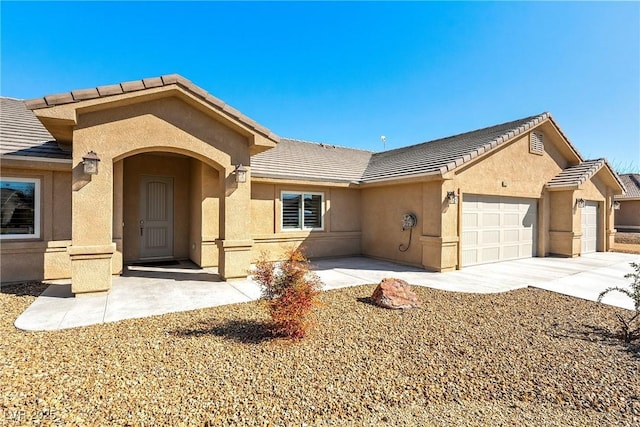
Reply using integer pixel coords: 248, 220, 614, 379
545, 115, 583, 163
251, 176, 358, 188
359, 171, 443, 188
593, 161, 625, 194
1, 156, 73, 171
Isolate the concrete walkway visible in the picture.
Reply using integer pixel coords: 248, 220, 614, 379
14, 252, 639, 331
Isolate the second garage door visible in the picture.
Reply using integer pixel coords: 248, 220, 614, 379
462, 195, 537, 266
581, 201, 598, 254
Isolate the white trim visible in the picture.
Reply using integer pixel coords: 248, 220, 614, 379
1, 155, 72, 164
280, 191, 325, 232
1, 177, 41, 240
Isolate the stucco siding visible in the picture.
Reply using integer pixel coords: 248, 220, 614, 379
361, 183, 423, 267
251, 183, 361, 261
455, 133, 565, 198
1, 166, 73, 282
616, 200, 640, 227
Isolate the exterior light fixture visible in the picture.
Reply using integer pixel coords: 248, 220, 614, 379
576, 198, 586, 208
234, 164, 247, 183
447, 191, 458, 204
82, 151, 100, 175
613, 200, 621, 210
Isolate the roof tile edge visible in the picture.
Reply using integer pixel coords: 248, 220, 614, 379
23, 74, 279, 143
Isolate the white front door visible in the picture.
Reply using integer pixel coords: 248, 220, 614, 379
462, 195, 537, 266
139, 175, 174, 259
581, 201, 598, 254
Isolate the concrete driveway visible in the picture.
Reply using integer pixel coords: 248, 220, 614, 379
14, 252, 638, 331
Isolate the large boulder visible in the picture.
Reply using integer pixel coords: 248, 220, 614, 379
371, 278, 421, 309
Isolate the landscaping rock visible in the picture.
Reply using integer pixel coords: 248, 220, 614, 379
371, 278, 422, 309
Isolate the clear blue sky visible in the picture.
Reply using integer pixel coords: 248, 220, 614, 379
2, 1, 638, 171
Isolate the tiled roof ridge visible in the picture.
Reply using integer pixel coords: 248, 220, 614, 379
379, 113, 547, 156
545, 158, 627, 191
615, 172, 639, 199
23, 74, 279, 143
435, 112, 551, 174
281, 137, 373, 153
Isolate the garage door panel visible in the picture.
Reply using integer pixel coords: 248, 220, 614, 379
483, 213, 500, 227
504, 229, 519, 242
482, 247, 500, 263
463, 213, 478, 227
482, 230, 500, 244
581, 202, 598, 253
462, 195, 537, 266
504, 213, 520, 226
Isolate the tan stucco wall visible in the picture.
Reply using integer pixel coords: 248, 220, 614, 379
122, 153, 191, 262
455, 134, 567, 197
251, 183, 361, 261
1, 165, 72, 283
189, 158, 220, 267
615, 200, 640, 227
57, 93, 256, 291
361, 183, 423, 267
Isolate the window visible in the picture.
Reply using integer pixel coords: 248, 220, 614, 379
281, 191, 324, 230
530, 131, 544, 154
1, 177, 40, 239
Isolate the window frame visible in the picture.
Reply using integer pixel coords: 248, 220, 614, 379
0, 177, 41, 240
280, 191, 325, 232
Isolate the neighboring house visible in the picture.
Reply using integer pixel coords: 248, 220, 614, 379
614, 174, 640, 232
0, 75, 625, 295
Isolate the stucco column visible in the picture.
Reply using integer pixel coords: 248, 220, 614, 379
69, 142, 115, 295
217, 166, 253, 280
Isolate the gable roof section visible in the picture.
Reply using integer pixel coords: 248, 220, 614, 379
251, 138, 372, 183
24, 74, 279, 144
361, 112, 574, 182
616, 174, 640, 200
546, 158, 625, 194
546, 159, 607, 189
0, 97, 70, 160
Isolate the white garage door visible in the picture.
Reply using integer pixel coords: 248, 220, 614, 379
462, 195, 537, 266
581, 201, 598, 254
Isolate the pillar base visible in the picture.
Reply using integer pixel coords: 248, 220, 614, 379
216, 239, 253, 280
68, 244, 116, 295
420, 235, 459, 271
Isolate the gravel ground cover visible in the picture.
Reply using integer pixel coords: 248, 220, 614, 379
613, 233, 640, 254
2, 282, 639, 426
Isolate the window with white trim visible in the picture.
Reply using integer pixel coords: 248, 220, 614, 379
530, 131, 544, 154
1, 177, 41, 239
281, 191, 324, 231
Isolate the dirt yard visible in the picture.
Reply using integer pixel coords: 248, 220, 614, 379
1, 282, 639, 426
614, 232, 640, 254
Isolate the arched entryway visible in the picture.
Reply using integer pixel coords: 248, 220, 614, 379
113, 151, 222, 269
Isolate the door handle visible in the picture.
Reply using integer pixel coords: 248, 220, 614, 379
140, 220, 144, 236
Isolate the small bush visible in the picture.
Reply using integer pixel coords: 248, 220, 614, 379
252, 249, 322, 339
597, 262, 640, 343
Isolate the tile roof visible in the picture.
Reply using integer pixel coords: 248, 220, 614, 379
24, 74, 279, 144
617, 174, 640, 199
0, 97, 70, 160
361, 113, 552, 181
251, 139, 372, 183
545, 159, 607, 189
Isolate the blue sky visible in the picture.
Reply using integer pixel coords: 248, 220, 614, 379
2, 1, 638, 171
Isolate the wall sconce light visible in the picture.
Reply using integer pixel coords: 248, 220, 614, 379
613, 200, 621, 210
447, 191, 458, 204
82, 151, 100, 175
576, 198, 586, 208
234, 164, 247, 183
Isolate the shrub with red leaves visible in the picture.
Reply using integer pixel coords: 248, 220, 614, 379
252, 249, 322, 339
